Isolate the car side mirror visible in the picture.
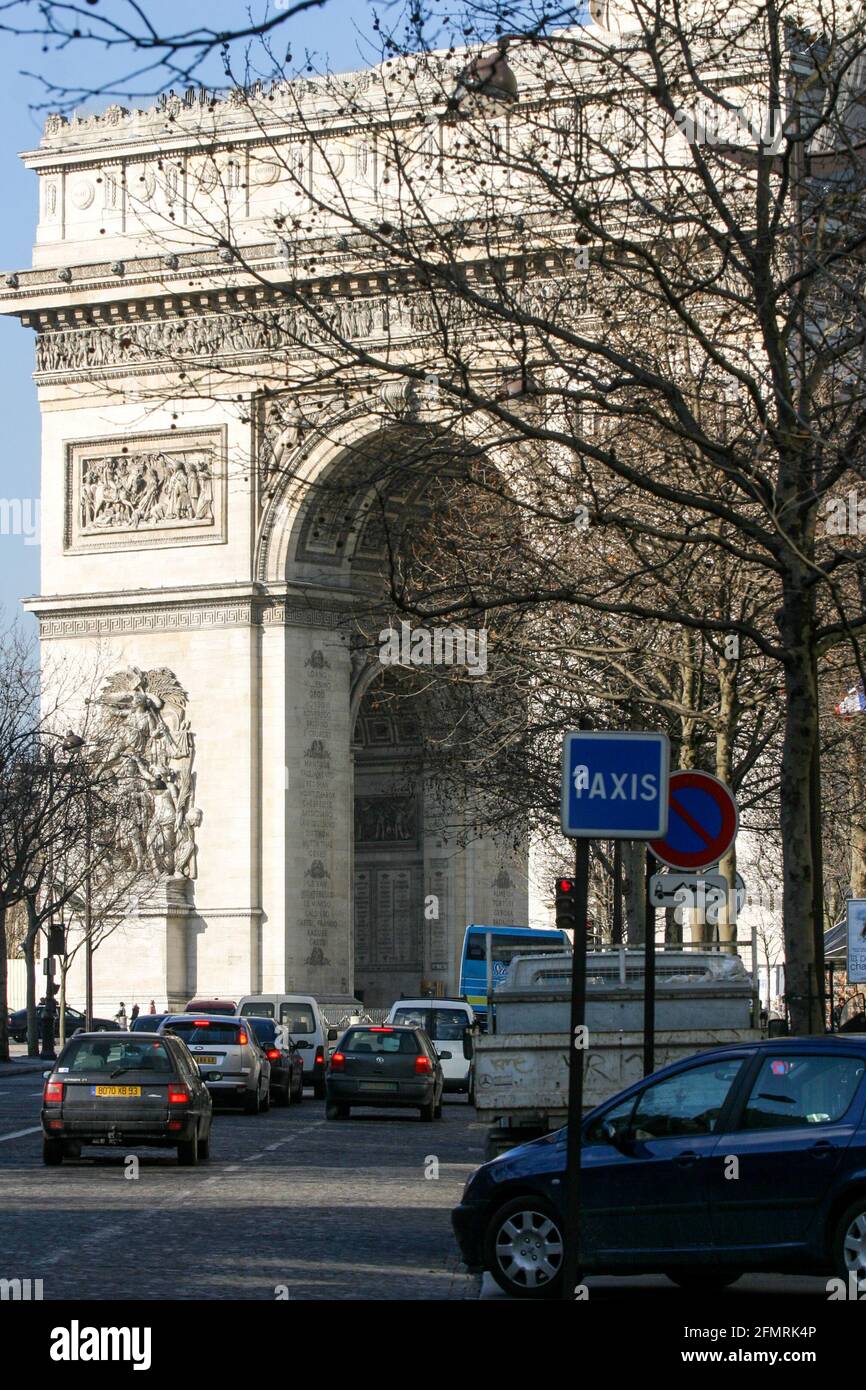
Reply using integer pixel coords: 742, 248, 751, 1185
327, 1027, 338, 1042
462, 1028, 474, 1060
42, 1069, 51, 1080
438, 1050, 453, 1061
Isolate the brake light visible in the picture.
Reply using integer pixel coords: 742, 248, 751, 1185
43, 1080, 64, 1103
168, 1084, 190, 1105
266, 1048, 280, 1060
238, 1030, 248, 1046
369, 1027, 394, 1032
193, 1020, 210, 1026
315, 1046, 324, 1066
330, 1051, 345, 1072
414, 1055, 433, 1075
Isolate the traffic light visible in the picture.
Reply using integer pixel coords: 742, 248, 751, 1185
47, 922, 65, 958
555, 876, 578, 932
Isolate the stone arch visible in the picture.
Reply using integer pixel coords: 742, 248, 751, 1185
255, 398, 492, 589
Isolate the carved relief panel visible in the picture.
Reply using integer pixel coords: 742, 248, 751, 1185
64, 427, 227, 553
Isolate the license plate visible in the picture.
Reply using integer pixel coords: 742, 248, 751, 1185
195, 1055, 219, 1065
92, 1085, 141, 1097
359, 1081, 397, 1092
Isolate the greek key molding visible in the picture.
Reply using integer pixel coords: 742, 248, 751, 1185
36, 596, 355, 639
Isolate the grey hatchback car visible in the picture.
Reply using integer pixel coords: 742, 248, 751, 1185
41, 1031, 212, 1165
325, 1023, 445, 1121
159, 1014, 271, 1113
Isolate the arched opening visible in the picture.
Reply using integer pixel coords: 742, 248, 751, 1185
265, 412, 529, 1004
352, 667, 432, 1006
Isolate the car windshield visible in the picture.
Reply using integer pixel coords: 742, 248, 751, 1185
392, 1007, 467, 1040
343, 1028, 420, 1055
57, 1038, 174, 1074
279, 1004, 315, 1034
240, 1001, 275, 1018
164, 1021, 246, 1045
249, 1018, 277, 1044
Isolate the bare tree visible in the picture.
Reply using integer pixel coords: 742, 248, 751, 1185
14, 0, 866, 1031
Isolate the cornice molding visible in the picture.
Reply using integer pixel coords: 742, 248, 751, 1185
27, 584, 358, 639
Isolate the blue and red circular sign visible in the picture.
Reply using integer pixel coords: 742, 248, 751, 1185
648, 770, 738, 871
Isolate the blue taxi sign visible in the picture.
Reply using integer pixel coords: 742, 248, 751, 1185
561, 730, 670, 839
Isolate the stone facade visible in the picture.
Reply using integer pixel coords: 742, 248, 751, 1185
0, 42, 536, 1010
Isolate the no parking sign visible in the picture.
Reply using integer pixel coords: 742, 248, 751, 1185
648, 770, 738, 871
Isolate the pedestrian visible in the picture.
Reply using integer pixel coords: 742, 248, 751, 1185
115, 1001, 128, 1030
148, 999, 156, 1014
130, 1003, 140, 1027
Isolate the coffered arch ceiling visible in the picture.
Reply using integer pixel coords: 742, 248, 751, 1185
275, 418, 499, 593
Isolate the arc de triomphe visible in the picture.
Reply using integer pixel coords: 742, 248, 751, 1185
0, 64, 528, 1010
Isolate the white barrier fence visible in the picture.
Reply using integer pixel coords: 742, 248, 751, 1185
5, 959, 28, 1011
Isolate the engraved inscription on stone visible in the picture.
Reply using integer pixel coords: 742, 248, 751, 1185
428, 861, 450, 972
354, 869, 372, 968
298, 646, 339, 972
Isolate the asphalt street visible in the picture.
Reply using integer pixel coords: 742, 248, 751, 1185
0, 1065, 479, 1300
0, 1064, 835, 1301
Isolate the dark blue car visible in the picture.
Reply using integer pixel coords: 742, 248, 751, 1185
452, 1036, 866, 1298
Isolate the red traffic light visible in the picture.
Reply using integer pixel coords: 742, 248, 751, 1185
557, 878, 575, 894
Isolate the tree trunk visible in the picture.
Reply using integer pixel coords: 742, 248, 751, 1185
23, 893, 40, 1057
778, 581, 824, 1034
848, 737, 866, 897
0, 903, 8, 1062
715, 654, 738, 951
59, 962, 67, 1050
622, 840, 645, 944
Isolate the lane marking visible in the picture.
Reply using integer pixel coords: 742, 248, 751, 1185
0, 1126, 41, 1143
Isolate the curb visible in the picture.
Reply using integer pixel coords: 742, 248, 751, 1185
0, 1058, 53, 1076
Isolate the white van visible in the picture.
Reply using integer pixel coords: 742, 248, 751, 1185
236, 995, 336, 1098
384, 999, 476, 1096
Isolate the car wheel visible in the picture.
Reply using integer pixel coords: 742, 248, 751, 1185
434, 1098, 443, 1120
276, 1078, 291, 1106
198, 1127, 210, 1161
665, 1270, 742, 1290
42, 1138, 64, 1166
313, 1079, 326, 1100
293, 1076, 303, 1104
485, 1195, 565, 1300
62, 1141, 82, 1159
832, 1197, 866, 1288
419, 1100, 435, 1122
325, 1101, 348, 1120
244, 1087, 261, 1116
177, 1133, 199, 1166
260, 1081, 271, 1113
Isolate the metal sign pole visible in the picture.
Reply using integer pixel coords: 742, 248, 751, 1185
644, 849, 656, 1077
485, 931, 495, 1035
562, 836, 590, 1301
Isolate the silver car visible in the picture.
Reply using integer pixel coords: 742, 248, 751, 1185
159, 1014, 271, 1114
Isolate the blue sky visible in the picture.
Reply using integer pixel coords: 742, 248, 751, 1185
0, 0, 384, 633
